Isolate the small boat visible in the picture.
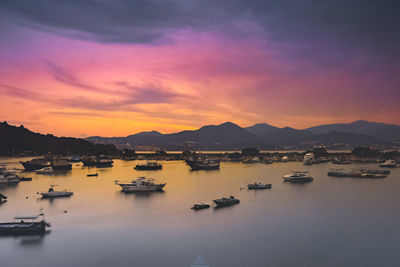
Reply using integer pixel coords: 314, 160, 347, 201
0, 214, 51, 235
213, 196, 240, 208
281, 156, 289, 162
134, 162, 162, 170
0, 193, 7, 204
36, 167, 54, 175
191, 203, 210, 210
20, 177, 32, 181
247, 182, 271, 190
379, 159, 397, 168
303, 153, 315, 165
332, 157, 352, 164
86, 173, 98, 177
0, 172, 21, 184
115, 177, 166, 192
20, 158, 50, 171
39, 186, 73, 198
283, 171, 313, 183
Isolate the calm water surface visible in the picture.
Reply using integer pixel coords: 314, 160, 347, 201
0, 158, 399, 267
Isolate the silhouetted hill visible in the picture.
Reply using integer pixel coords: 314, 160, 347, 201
85, 120, 395, 150
245, 123, 280, 136
0, 121, 118, 156
306, 120, 400, 141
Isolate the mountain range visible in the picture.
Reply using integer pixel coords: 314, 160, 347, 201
86, 120, 400, 150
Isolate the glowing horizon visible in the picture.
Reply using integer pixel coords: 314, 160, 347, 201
1, 1, 399, 137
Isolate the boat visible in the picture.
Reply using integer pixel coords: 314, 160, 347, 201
0, 214, 51, 235
134, 162, 162, 170
86, 173, 98, 177
69, 156, 81, 163
332, 157, 352, 164
39, 186, 73, 198
281, 156, 289, 162
191, 203, 210, 210
0, 193, 7, 204
96, 156, 114, 168
283, 171, 313, 183
36, 167, 54, 174
116, 177, 166, 192
213, 196, 240, 208
188, 159, 220, 171
247, 182, 271, 189
0, 172, 21, 184
81, 156, 97, 167
303, 153, 315, 165
20, 158, 50, 171
379, 159, 397, 168
51, 156, 72, 170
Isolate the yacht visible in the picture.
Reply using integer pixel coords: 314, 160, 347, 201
247, 182, 271, 190
36, 167, 54, 175
115, 177, 166, 192
20, 158, 50, 171
134, 162, 162, 170
39, 186, 73, 198
0, 214, 51, 235
188, 159, 220, 171
213, 196, 240, 208
379, 159, 397, 168
51, 156, 72, 170
283, 171, 313, 183
303, 153, 315, 165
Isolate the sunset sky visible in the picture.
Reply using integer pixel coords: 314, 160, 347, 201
1, 1, 399, 137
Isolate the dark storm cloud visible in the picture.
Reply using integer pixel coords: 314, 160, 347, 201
1, 0, 400, 66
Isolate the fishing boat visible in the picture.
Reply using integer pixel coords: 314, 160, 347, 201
191, 203, 210, 210
0, 214, 51, 235
283, 171, 313, 183
115, 177, 166, 192
247, 182, 271, 189
86, 173, 98, 177
36, 167, 54, 174
379, 159, 397, 168
51, 156, 72, 170
213, 196, 240, 208
134, 162, 162, 170
20, 158, 50, 171
39, 186, 73, 198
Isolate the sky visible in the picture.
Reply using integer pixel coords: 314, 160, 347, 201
0, 0, 399, 137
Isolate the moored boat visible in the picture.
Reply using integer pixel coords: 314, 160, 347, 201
51, 156, 72, 170
0, 214, 50, 235
20, 158, 50, 171
39, 186, 73, 198
213, 196, 240, 208
134, 162, 162, 170
191, 203, 210, 210
247, 182, 271, 190
36, 167, 54, 175
303, 153, 315, 165
379, 159, 397, 168
115, 177, 166, 192
283, 171, 313, 183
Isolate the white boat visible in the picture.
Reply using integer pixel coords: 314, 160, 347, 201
281, 156, 289, 162
379, 159, 397, 168
283, 171, 313, 183
0, 170, 21, 184
39, 186, 73, 198
303, 153, 315, 165
116, 177, 166, 192
36, 167, 54, 174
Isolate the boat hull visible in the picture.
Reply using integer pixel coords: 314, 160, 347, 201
0, 221, 48, 235
134, 165, 162, 170
248, 184, 271, 190
41, 192, 73, 198
20, 162, 49, 171
119, 184, 166, 192
213, 199, 240, 208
